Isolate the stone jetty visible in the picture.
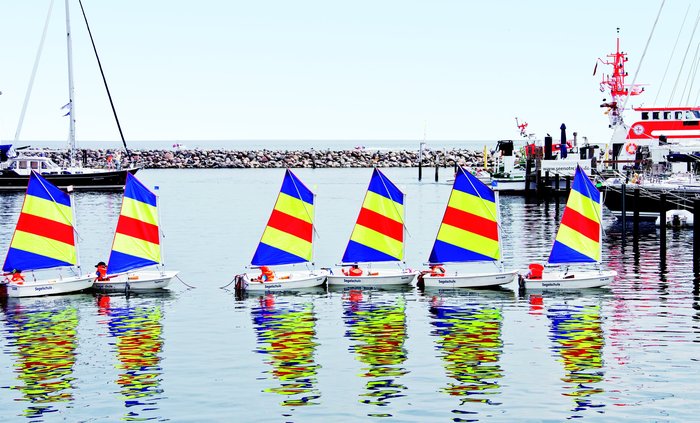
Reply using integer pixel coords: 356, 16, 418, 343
45, 148, 504, 169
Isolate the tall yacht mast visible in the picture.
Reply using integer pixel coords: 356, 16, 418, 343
65, 0, 76, 166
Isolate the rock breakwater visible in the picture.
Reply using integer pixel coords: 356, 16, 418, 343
47, 148, 500, 169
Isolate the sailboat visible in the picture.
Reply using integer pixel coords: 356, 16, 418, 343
326, 168, 418, 287
520, 165, 617, 289
2, 171, 93, 297
0, 0, 138, 191
418, 167, 517, 288
92, 173, 178, 292
239, 169, 328, 291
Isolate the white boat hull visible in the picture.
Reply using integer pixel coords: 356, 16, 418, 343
326, 269, 418, 286
242, 270, 328, 291
421, 270, 517, 288
522, 270, 617, 289
655, 209, 694, 228
93, 270, 179, 292
5, 275, 93, 298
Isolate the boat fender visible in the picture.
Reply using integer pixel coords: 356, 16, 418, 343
625, 142, 638, 155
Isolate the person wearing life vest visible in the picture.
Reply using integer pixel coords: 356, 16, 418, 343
95, 261, 110, 281
10, 269, 25, 283
430, 264, 446, 277
343, 264, 364, 276
258, 266, 275, 282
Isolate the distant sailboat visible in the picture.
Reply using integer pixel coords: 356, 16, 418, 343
520, 166, 616, 289
2, 171, 93, 297
326, 168, 418, 286
93, 173, 178, 292
239, 169, 328, 291
419, 167, 517, 288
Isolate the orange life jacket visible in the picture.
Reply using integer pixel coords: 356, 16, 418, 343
96, 265, 109, 281
348, 267, 363, 276
261, 268, 275, 281
11, 272, 24, 282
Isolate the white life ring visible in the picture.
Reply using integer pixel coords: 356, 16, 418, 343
625, 143, 638, 155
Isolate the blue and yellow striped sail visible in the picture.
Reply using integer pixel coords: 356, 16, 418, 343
108, 173, 161, 274
429, 168, 500, 264
549, 166, 601, 264
252, 169, 315, 266
341, 168, 405, 263
3, 171, 76, 272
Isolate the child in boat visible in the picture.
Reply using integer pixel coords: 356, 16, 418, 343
429, 264, 446, 276
10, 269, 24, 282
95, 262, 110, 281
343, 264, 363, 276
257, 266, 275, 281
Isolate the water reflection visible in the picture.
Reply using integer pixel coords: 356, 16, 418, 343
0, 297, 79, 420
428, 294, 504, 419
98, 294, 166, 421
251, 294, 321, 407
547, 302, 605, 415
342, 289, 408, 417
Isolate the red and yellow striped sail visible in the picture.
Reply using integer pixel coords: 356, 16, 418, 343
341, 169, 405, 263
428, 168, 500, 264
3, 171, 76, 272
108, 173, 161, 274
251, 169, 315, 266
549, 166, 601, 264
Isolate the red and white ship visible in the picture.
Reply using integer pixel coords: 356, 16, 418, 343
598, 30, 699, 221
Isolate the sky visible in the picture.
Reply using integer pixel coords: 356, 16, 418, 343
0, 0, 695, 146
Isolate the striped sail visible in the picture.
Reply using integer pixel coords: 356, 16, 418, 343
549, 166, 601, 264
3, 171, 77, 272
251, 169, 315, 266
341, 168, 405, 263
428, 168, 500, 264
108, 173, 161, 274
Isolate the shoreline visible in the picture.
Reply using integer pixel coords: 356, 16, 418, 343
45, 148, 500, 169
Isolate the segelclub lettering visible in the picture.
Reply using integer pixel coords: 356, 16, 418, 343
34, 286, 53, 291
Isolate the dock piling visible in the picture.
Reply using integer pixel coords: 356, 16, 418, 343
660, 193, 667, 258
621, 184, 627, 231
633, 186, 640, 236
695, 200, 700, 272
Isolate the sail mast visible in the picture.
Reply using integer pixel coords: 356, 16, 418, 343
64, 0, 76, 166
69, 187, 81, 275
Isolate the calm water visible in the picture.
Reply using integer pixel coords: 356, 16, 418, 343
0, 168, 698, 422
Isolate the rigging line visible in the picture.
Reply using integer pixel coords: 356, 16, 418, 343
375, 168, 411, 237
15, 0, 55, 143
654, 3, 690, 105
621, 0, 666, 113
669, 9, 700, 107
681, 39, 700, 104
686, 41, 700, 104
77, 0, 130, 157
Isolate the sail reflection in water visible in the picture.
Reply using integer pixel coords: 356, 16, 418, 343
251, 294, 321, 406
547, 303, 605, 414
429, 297, 503, 413
343, 290, 408, 415
98, 295, 165, 420
1, 300, 78, 419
